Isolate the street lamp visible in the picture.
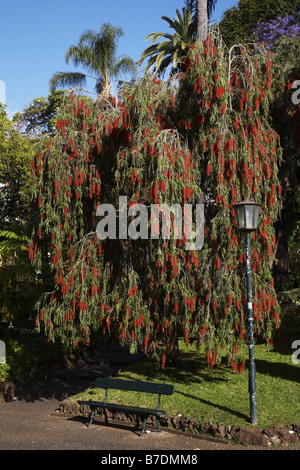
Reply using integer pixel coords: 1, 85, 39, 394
233, 199, 261, 426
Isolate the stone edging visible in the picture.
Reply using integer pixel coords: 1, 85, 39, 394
59, 399, 300, 448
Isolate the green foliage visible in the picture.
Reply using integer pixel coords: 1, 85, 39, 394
0, 332, 73, 382
0, 363, 10, 382
269, 36, 300, 289
0, 337, 37, 382
13, 90, 65, 136
219, 0, 300, 46
0, 103, 39, 325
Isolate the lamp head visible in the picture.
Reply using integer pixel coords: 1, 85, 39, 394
233, 199, 261, 231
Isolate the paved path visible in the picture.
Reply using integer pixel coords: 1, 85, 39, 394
0, 345, 291, 452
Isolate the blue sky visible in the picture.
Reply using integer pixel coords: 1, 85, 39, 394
0, 0, 238, 118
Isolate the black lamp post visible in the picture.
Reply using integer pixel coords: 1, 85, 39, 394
233, 199, 261, 426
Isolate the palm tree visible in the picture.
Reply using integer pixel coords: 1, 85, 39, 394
140, 7, 194, 77
49, 23, 136, 103
185, 0, 218, 41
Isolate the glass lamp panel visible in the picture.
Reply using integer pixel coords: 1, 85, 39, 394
236, 205, 245, 229
245, 205, 255, 230
253, 206, 260, 230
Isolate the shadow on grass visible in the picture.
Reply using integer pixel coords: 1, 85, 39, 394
255, 358, 300, 383
176, 389, 249, 422
120, 350, 229, 386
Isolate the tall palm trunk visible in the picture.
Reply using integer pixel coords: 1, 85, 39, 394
197, 0, 208, 41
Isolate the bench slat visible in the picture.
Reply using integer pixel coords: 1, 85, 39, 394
93, 377, 175, 395
79, 400, 166, 416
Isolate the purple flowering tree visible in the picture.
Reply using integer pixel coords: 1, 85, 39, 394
254, 15, 300, 49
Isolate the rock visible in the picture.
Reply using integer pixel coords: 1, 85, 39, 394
113, 411, 126, 421
160, 414, 172, 427
225, 425, 239, 440
263, 426, 300, 446
214, 423, 226, 438
292, 423, 300, 434
171, 416, 181, 429
234, 427, 270, 447
179, 417, 190, 431
188, 418, 198, 431
199, 420, 213, 432
59, 400, 79, 414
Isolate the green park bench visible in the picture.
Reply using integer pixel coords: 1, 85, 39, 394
79, 377, 175, 437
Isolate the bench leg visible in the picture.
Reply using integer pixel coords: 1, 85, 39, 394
156, 418, 161, 433
139, 417, 147, 438
103, 407, 109, 425
88, 409, 95, 428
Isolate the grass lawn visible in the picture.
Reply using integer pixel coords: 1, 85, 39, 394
70, 341, 300, 429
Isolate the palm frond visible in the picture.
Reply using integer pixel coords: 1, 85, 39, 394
49, 72, 87, 92
49, 23, 135, 94
140, 7, 194, 76
114, 56, 137, 76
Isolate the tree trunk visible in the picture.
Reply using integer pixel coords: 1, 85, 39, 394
197, 0, 208, 42
165, 323, 180, 366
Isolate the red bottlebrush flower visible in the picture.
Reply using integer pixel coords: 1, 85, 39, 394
260, 145, 266, 157
206, 164, 212, 176
184, 57, 191, 73
161, 352, 166, 368
160, 181, 167, 192
206, 349, 211, 363
265, 163, 271, 179
131, 168, 137, 184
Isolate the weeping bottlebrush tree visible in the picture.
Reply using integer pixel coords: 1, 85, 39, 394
30, 28, 282, 370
